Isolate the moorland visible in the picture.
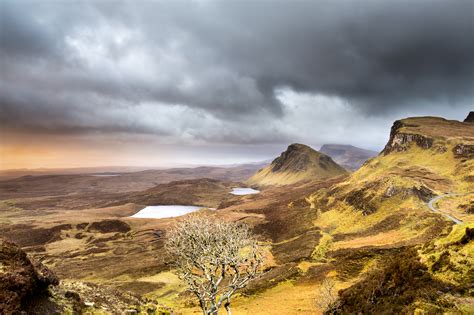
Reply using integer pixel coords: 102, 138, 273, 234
1, 114, 473, 314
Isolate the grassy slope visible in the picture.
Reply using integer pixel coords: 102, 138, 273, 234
248, 144, 347, 186
310, 117, 473, 232
300, 117, 474, 312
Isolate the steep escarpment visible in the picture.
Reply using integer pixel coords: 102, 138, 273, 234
382, 119, 432, 155
382, 116, 474, 155
248, 144, 347, 186
309, 115, 474, 252
305, 115, 474, 313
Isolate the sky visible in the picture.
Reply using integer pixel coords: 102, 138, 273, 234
1, 0, 473, 169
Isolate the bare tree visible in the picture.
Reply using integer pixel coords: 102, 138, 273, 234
165, 215, 263, 315
315, 278, 341, 314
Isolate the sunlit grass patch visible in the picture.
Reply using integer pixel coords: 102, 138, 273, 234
142, 271, 188, 307
311, 232, 333, 261
420, 223, 474, 286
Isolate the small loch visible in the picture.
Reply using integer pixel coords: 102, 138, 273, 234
130, 205, 204, 219
230, 187, 260, 195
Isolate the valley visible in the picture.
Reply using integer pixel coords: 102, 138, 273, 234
1, 114, 473, 314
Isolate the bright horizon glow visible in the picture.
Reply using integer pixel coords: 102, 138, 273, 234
1, 1, 471, 171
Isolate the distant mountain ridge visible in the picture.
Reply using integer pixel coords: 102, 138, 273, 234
247, 143, 347, 186
319, 144, 378, 170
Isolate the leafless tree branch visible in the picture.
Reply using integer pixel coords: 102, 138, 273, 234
165, 215, 263, 315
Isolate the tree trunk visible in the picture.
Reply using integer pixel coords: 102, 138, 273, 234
208, 301, 218, 315
200, 299, 207, 315
207, 308, 218, 315
224, 301, 232, 315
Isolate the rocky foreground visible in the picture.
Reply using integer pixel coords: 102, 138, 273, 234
0, 238, 170, 314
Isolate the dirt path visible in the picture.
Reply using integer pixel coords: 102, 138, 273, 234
427, 193, 469, 225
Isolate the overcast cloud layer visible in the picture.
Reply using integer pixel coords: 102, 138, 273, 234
1, 0, 473, 166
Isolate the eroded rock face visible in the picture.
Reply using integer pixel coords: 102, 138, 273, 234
0, 238, 59, 314
383, 120, 434, 155
453, 144, 474, 159
411, 186, 435, 202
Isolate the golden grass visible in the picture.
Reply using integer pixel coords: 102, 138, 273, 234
231, 281, 319, 315
332, 230, 407, 250
397, 117, 474, 139
311, 232, 333, 261
154, 278, 321, 314
434, 194, 474, 223
419, 223, 474, 286
141, 271, 188, 307
248, 167, 318, 186
297, 261, 322, 273
45, 237, 88, 255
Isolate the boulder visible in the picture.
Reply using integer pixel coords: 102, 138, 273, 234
0, 238, 59, 314
453, 144, 474, 159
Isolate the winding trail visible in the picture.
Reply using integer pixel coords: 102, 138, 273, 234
427, 193, 471, 225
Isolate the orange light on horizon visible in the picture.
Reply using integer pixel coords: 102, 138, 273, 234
0, 144, 168, 170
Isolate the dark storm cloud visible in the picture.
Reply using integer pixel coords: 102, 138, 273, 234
0, 0, 473, 145
174, 0, 474, 114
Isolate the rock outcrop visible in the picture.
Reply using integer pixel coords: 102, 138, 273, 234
382, 120, 434, 155
0, 238, 169, 314
0, 238, 59, 314
453, 144, 474, 159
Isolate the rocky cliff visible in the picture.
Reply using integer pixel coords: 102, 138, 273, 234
382, 116, 474, 156
382, 120, 434, 154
